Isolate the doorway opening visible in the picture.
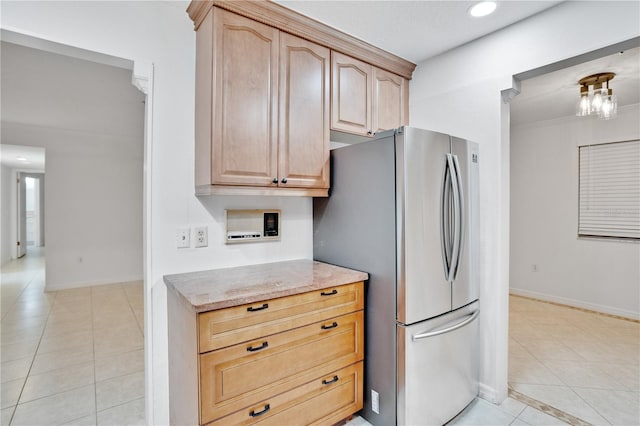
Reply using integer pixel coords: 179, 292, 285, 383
507, 40, 640, 425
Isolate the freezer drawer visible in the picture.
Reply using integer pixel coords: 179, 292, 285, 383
397, 302, 479, 426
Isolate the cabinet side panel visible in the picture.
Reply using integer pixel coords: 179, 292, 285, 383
167, 286, 199, 425
279, 33, 330, 188
195, 7, 213, 187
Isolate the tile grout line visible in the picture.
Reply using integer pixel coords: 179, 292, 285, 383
510, 294, 639, 324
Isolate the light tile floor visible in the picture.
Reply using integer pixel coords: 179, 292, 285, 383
509, 295, 640, 426
1, 248, 145, 425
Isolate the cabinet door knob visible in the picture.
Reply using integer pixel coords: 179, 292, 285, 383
281, 178, 288, 184
321, 321, 338, 330
246, 341, 269, 352
272, 178, 278, 184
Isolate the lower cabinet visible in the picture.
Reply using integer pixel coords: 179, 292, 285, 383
167, 281, 365, 426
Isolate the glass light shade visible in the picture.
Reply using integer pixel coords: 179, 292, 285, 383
600, 93, 618, 120
576, 94, 591, 116
591, 87, 604, 113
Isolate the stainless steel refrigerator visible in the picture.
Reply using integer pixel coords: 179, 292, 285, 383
313, 126, 480, 426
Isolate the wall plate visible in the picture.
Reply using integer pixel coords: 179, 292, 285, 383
225, 209, 281, 244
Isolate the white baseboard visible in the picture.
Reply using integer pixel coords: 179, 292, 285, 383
478, 383, 498, 403
509, 287, 639, 320
45, 274, 143, 291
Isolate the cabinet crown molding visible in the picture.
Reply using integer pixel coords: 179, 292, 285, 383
186, 0, 416, 80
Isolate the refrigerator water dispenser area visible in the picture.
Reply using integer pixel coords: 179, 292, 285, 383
225, 209, 280, 244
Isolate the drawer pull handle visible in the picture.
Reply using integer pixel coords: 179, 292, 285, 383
320, 289, 338, 296
247, 303, 269, 312
249, 404, 270, 418
247, 341, 269, 352
322, 375, 339, 385
321, 321, 338, 330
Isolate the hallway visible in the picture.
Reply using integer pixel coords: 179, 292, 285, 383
1, 248, 145, 425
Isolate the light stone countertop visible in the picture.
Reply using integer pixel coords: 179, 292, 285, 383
163, 259, 368, 312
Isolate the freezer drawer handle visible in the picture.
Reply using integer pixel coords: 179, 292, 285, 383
321, 321, 338, 330
322, 375, 339, 385
320, 289, 338, 296
246, 341, 269, 352
249, 404, 270, 417
247, 303, 269, 312
412, 309, 480, 341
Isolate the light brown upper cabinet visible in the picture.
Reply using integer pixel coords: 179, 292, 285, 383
195, 7, 329, 196
188, 0, 415, 196
331, 52, 408, 137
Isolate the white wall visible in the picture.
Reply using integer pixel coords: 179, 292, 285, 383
409, 1, 640, 403
2, 123, 144, 289
1, 2, 313, 424
510, 104, 640, 319
1, 165, 14, 264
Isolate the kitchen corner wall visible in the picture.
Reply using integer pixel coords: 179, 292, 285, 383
510, 104, 640, 319
409, 0, 640, 405
1, 164, 14, 265
0, 2, 312, 424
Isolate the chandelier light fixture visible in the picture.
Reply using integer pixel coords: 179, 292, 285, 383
576, 72, 618, 120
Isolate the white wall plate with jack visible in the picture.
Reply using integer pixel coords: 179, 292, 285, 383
194, 226, 208, 248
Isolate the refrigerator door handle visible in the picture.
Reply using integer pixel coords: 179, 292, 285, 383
440, 155, 453, 281
446, 153, 461, 282
451, 154, 465, 281
411, 309, 480, 341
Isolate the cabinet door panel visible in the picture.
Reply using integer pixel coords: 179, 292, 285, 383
331, 52, 372, 136
278, 33, 330, 189
372, 68, 407, 133
212, 9, 279, 186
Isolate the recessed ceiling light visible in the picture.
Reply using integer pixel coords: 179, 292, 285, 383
469, 1, 497, 18
16, 156, 28, 162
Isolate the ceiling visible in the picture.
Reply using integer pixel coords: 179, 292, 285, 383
275, 0, 563, 63
0, 144, 45, 170
511, 47, 640, 125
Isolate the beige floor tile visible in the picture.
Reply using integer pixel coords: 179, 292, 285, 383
516, 406, 570, 426
19, 361, 95, 403
448, 398, 515, 425
133, 308, 144, 332
37, 329, 93, 355
572, 387, 640, 426
511, 384, 610, 426
519, 339, 585, 361
509, 357, 564, 386
95, 349, 144, 382
97, 397, 145, 426
0, 338, 40, 362
1, 357, 32, 383
544, 360, 628, 390
1, 378, 24, 409
58, 414, 97, 426
42, 317, 93, 338
96, 371, 144, 411
92, 311, 137, 331
30, 348, 94, 375
11, 384, 96, 426
1, 323, 45, 345
595, 362, 640, 392
0, 406, 14, 425
509, 338, 532, 359
93, 326, 143, 358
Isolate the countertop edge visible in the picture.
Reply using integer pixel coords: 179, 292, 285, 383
163, 260, 368, 313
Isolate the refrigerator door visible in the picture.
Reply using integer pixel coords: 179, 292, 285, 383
450, 138, 480, 310
397, 301, 479, 426
397, 127, 452, 325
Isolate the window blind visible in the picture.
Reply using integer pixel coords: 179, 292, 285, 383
578, 140, 640, 239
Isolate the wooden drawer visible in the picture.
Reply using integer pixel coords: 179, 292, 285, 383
198, 281, 364, 352
207, 361, 364, 426
200, 311, 364, 424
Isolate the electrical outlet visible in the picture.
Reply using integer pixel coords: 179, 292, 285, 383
194, 226, 208, 248
176, 227, 190, 248
371, 389, 380, 414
